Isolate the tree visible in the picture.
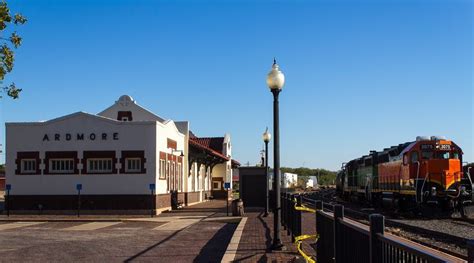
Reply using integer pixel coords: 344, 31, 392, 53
0, 1, 26, 99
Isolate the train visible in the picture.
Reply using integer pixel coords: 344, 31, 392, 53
335, 136, 473, 216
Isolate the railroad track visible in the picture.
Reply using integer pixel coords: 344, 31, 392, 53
300, 189, 471, 260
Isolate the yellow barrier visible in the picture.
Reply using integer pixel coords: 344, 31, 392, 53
293, 198, 318, 263
295, 234, 318, 263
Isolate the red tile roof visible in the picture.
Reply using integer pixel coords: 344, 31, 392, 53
189, 138, 229, 161
232, 159, 241, 167
191, 137, 224, 153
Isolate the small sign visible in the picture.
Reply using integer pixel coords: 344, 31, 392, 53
224, 182, 231, 189
5, 184, 11, 191
76, 184, 82, 191
149, 183, 156, 191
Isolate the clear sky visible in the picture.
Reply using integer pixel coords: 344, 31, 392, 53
0, 0, 472, 171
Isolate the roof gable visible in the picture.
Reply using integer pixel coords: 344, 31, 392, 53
97, 95, 166, 123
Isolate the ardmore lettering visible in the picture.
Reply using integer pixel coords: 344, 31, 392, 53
42, 133, 119, 142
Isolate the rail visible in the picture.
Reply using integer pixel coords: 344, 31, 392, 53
281, 192, 472, 263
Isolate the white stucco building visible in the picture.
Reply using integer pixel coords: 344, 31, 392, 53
5, 95, 239, 213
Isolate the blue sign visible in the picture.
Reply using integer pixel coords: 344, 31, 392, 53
5, 184, 11, 191
76, 184, 82, 191
224, 182, 231, 189
149, 183, 155, 191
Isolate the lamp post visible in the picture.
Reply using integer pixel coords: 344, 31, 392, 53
267, 58, 286, 250
263, 127, 271, 217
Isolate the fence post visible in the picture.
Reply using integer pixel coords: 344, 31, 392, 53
315, 200, 322, 235
291, 194, 296, 242
315, 200, 323, 210
468, 240, 474, 263
282, 193, 286, 229
287, 193, 291, 236
333, 205, 344, 263
281, 193, 288, 230
369, 214, 384, 263
296, 195, 302, 238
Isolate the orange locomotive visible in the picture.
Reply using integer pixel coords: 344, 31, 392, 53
336, 136, 473, 216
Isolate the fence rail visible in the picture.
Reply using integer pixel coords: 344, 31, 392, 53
281, 193, 472, 263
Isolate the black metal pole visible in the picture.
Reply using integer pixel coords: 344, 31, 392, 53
77, 189, 81, 218
227, 190, 229, 216
6, 189, 10, 217
150, 189, 154, 218
271, 89, 285, 250
264, 140, 269, 217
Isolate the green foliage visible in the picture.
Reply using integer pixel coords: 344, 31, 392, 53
281, 167, 337, 186
0, 1, 26, 99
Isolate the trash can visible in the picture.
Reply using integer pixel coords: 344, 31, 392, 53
232, 199, 244, 216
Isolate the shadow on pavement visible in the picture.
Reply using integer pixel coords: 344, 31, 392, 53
124, 228, 183, 262
257, 212, 273, 252
194, 223, 238, 263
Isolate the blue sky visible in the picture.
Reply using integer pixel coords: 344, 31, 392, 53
0, 0, 472, 170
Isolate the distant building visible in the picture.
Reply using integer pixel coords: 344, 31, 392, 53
306, 176, 318, 189
283, 173, 298, 188
269, 172, 298, 189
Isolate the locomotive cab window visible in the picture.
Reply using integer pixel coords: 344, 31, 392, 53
436, 151, 450, 160
452, 152, 460, 159
410, 152, 419, 163
403, 154, 408, 165
421, 151, 433, 160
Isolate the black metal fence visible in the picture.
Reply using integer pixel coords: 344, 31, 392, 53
281, 193, 472, 263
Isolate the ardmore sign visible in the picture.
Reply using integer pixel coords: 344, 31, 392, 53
42, 132, 119, 142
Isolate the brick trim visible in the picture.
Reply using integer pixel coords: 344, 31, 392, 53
44, 151, 79, 175
15, 151, 41, 175
120, 151, 146, 174
82, 151, 117, 174
167, 138, 177, 150
6, 193, 173, 211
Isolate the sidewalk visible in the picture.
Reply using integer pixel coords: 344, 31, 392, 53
0, 199, 318, 262
230, 209, 316, 262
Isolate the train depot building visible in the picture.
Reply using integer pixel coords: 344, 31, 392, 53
5, 95, 239, 214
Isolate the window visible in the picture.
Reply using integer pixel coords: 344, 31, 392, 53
159, 159, 166, 179
453, 152, 460, 160
170, 162, 175, 190
403, 154, 408, 165
121, 117, 129, 121
87, 158, 113, 173
436, 151, 450, 160
125, 158, 141, 172
421, 151, 433, 160
21, 159, 36, 173
178, 163, 182, 191
167, 160, 170, 191
50, 159, 75, 173
410, 152, 419, 164
213, 181, 221, 190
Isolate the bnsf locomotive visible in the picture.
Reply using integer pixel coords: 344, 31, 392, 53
335, 136, 473, 216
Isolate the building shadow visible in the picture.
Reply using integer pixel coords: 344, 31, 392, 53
193, 223, 238, 263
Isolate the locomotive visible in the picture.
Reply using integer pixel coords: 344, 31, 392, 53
335, 136, 473, 216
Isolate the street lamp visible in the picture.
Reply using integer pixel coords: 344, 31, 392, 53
267, 58, 285, 250
262, 127, 271, 217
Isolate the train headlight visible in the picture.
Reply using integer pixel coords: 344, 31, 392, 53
431, 187, 437, 196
